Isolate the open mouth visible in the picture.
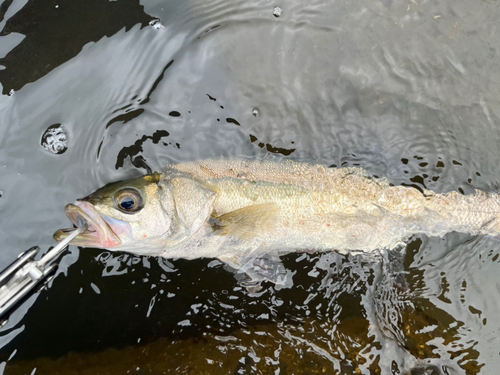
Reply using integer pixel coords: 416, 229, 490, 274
53, 201, 122, 248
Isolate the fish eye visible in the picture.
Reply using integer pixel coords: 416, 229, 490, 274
114, 188, 143, 213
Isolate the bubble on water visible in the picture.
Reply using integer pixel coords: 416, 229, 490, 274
8, 89, 14, 96
149, 19, 164, 29
252, 108, 260, 117
0, 190, 3, 198
41, 124, 68, 154
273, 6, 282, 17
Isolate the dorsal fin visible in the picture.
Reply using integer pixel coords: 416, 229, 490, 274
212, 203, 280, 241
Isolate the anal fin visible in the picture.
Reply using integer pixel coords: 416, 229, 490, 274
220, 253, 294, 292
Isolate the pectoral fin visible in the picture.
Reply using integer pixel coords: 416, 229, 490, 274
212, 203, 279, 241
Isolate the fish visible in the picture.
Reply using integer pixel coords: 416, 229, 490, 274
54, 158, 500, 283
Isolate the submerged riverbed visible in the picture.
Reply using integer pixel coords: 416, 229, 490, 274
1, 0, 500, 373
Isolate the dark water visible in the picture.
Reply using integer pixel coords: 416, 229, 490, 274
1, 0, 500, 373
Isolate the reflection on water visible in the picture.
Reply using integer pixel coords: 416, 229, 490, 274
1, 241, 492, 374
0, 0, 154, 94
1, 0, 500, 373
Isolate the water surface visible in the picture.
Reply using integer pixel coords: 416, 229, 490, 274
0, 0, 500, 373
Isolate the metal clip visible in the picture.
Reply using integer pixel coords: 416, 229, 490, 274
0, 224, 88, 320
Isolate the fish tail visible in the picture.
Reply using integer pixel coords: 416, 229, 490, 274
424, 190, 500, 237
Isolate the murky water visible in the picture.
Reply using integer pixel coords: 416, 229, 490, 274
1, 0, 500, 373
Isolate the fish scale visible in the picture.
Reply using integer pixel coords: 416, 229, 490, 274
171, 159, 500, 249
55, 158, 500, 265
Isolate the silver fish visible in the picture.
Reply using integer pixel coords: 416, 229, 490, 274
54, 158, 500, 273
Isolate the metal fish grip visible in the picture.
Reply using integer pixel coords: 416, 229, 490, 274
0, 224, 88, 320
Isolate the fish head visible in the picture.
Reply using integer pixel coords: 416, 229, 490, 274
54, 173, 215, 254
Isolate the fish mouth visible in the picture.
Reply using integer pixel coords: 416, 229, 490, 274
53, 201, 123, 248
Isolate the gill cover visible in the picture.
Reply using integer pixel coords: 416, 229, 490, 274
163, 177, 216, 237
55, 172, 218, 252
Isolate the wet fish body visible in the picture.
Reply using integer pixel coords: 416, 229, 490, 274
55, 158, 500, 268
